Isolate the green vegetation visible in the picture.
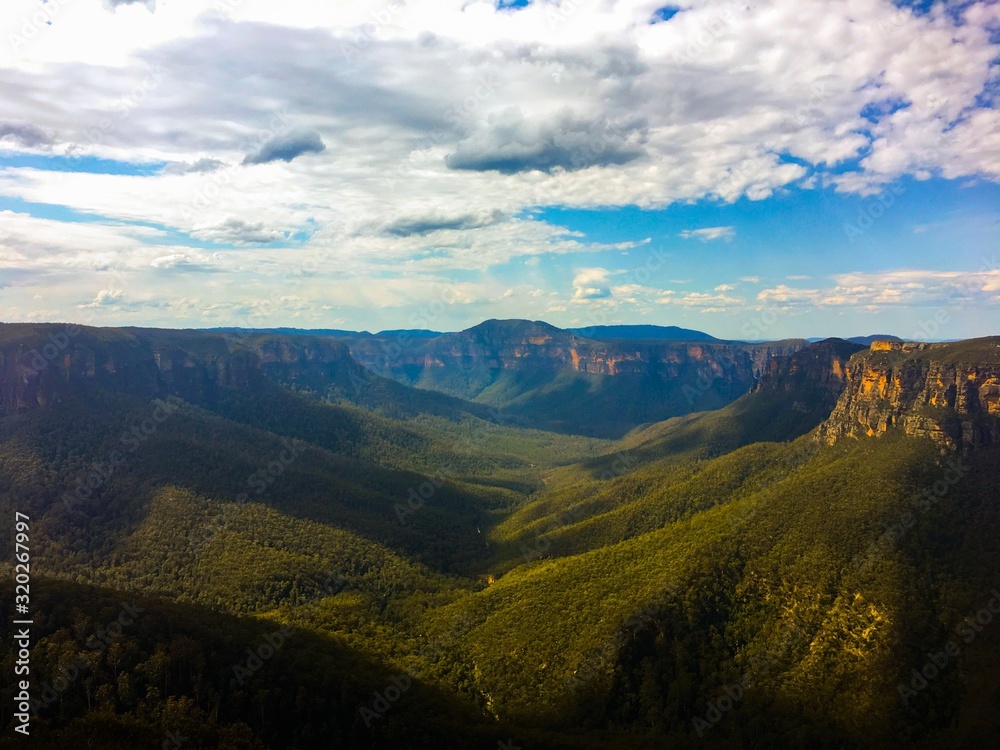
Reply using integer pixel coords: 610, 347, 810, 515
0, 326, 998, 748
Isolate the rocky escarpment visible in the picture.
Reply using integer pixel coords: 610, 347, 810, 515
0, 324, 366, 414
753, 338, 864, 400
344, 319, 805, 396
336, 319, 811, 437
818, 337, 1000, 449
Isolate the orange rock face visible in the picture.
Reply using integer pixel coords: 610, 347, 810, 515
819, 340, 1000, 449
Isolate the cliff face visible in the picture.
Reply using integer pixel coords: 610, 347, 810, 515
0, 321, 821, 439
753, 338, 864, 398
332, 319, 812, 437
818, 338, 1000, 449
0, 325, 363, 414
345, 319, 805, 394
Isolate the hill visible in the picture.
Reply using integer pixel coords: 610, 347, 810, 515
847, 334, 904, 345
566, 324, 719, 341
1, 324, 998, 749
341, 319, 805, 437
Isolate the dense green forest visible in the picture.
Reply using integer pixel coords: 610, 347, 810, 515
1, 324, 998, 748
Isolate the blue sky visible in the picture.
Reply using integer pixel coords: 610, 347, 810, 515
0, 0, 997, 340
529, 178, 1000, 283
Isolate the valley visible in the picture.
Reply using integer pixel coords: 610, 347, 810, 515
0, 322, 998, 749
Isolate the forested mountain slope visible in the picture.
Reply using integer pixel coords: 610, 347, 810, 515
335, 319, 806, 437
0, 326, 997, 749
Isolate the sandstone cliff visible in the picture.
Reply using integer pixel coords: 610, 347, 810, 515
753, 338, 864, 398
0, 324, 364, 414
335, 320, 810, 436
345, 319, 804, 397
818, 337, 1000, 449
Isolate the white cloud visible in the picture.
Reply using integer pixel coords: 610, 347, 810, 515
757, 284, 824, 304
191, 218, 285, 245
572, 267, 614, 300
757, 268, 1000, 309
80, 289, 125, 308
680, 226, 735, 242
0, 0, 997, 326
658, 291, 744, 307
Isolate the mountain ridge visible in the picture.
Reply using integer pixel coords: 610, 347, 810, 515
819, 336, 1000, 449
2, 322, 1000, 748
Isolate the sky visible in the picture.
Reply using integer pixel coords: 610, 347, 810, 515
0, 0, 998, 340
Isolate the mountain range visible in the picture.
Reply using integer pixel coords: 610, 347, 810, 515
0, 320, 998, 749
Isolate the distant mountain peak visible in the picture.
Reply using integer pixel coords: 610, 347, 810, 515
460, 319, 568, 343
465, 318, 562, 332
847, 334, 903, 345
566, 324, 718, 342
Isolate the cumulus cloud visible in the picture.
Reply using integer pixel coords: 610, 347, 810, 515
572, 268, 614, 300
149, 253, 219, 272
446, 108, 648, 174
80, 289, 125, 308
0, 0, 996, 330
680, 226, 735, 242
757, 284, 824, 304
191, 218, 285, 245
162, 158, 226, 175
757, 268, 1000, 309
103, 0, 156, 12
243, 130, 326, 165
658, 291, 744, 307
383, 210, 504, 237
0, 122, 52, 148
